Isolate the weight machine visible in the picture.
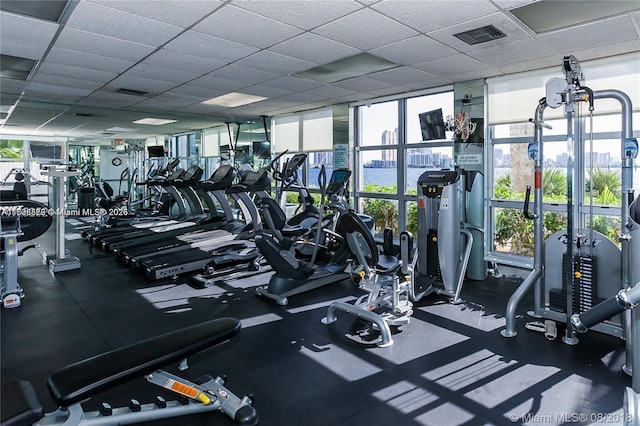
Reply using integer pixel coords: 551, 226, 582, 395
501, 55, 639, 420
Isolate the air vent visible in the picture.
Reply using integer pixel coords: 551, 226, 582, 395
73, 112, 96, 117
453, 25, 506, 45
101, 132, 116, 136
116, 88, 148, 96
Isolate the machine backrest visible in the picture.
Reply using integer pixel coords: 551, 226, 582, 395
337, 210, 379, 268
12, 173, 28, 200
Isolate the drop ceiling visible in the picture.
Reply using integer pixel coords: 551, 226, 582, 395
0, 0, 638, 143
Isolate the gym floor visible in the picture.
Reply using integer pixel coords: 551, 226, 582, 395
1, 217, 631, 426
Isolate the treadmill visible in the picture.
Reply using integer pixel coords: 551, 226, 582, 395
141, 168, 271, 280
115, 165, 240, 266
97, 166, 227, 252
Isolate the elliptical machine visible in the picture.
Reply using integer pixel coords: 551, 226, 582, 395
255, 168, 363, 305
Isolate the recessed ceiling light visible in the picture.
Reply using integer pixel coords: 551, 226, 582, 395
510, 0, 640, 34
201, 92, 267, 108
133, 118, 177, 125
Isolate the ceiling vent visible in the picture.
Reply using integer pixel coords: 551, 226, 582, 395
116, 88, 148, 97
101, 132, 116, 136
73, 112, 96, 117
453, 25, 506, 45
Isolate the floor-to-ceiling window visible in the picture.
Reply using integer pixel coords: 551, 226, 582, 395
353, 89, 454, 235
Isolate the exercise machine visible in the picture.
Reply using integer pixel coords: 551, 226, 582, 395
255, 168, 360, 305
0, 317, 257, 425
0, 200, 52, 308
413, 168, 473, 304
40, 163, 82, 273
502, 55, 637, 345
322, 229, 416, 347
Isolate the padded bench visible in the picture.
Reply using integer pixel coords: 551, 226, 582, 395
2, 317, 244, 426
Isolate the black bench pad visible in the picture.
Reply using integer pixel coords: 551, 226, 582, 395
1, 380, 44, 426
47, 317, 240, 407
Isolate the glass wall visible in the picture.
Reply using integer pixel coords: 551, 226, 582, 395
353, 89, 454, 235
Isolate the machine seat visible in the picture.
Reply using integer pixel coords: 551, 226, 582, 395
375, 255, 402, 276
47, 317, 240, 407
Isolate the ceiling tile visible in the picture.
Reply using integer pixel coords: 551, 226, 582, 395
0, 37, 50, 61
369, 35, 458, 66
55, 27, 156, 61
143, 49, 226, 74
413, 54, 488, 77
47, 47, 135, 74
193, 4, 304, 49
370, 66, 437, 85
333, 76, 396, 92
86, 0, 223, 28
26, 82, 93, 98
466, 38, 555, 67
126, 64, 201, 85
495, 55, 560, 74
492, 0, 539, 9
0, 11, 59, 45
537, 15, 639, 53
37, 62, 118, 83
104, 75, 181, 94
166, 85, 225, 100
302, 85, 358, 99
240, 85, 289, 99
372, 0, 498, 33
429, 12, 530, 53
269, 32, 360, 64
233, 0, 363, 30
30, 73, 104, 91
313, 8, 419, 50
164, 31, 259, 63
235, 51, 315, 75
189, 75, 251, 92
209, 64, 281, 85
0, 78, 28, 95
561, 40, 640, 63
261, 76, 323, 92
66, 1, 184, 46
275, 92, 327, 103
402, 77, 453, 91
79, 92, 147, 108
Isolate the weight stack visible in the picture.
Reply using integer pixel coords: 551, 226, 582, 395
549, 254, 598, 313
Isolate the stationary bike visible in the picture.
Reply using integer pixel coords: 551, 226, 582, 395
255, 168, 366, 305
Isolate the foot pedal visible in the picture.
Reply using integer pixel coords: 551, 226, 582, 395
99, 402, 113, 416
525, 321, 546, 333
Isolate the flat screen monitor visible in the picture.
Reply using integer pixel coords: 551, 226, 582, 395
220, 144, 230, 161
147, 145, 165, 158
235, 146, 250, 164
252, 141, 270, 160
419, 108, 446, 141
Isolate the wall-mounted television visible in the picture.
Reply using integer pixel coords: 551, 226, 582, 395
235, 145, 250, 164
418, 108, 446, 141
252, 141, 270, 160
147, 145, 165, 158
220, 144, 230, 161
